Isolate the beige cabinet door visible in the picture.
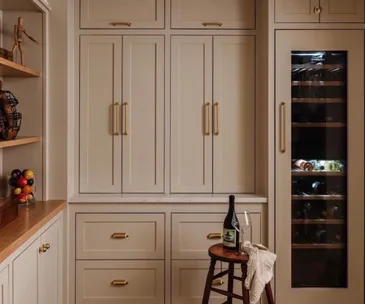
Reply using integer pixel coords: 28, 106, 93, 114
213, 36, 255, 194
80, 36, 122, 193
275, 0, 320, 22
276, 30, 364, 304
13, 237, 41, 304
39, 220, 60, 304
320, 0, 364, 22
76, 260, 164, 304
80, 0, 164, 29
171, 36, 213, 193
122, 36, 164, 193
171, 0, 255, 29
0, 267, 9, 304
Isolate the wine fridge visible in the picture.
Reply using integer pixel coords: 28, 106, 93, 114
275, 30, 364, 304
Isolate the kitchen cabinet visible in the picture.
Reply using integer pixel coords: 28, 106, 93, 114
79, 35, 164, 194
171, 0, 255, 29
275, 30, 364, 304
171, 35, 255, 194
275, 0, 364, 23
0, 267, 9, 304
80, 0, 164, 29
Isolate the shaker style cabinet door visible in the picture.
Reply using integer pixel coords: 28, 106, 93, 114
171, 0, 255, 29
79, 36, 122, 193
80, 0, 164, 29
122, 36, 164, 193
320, 0, 364, 22
170, 36, 213, 193
275, 0, 320, 22
0, 267, 9, 304
276, 30, 364, 304
213, 36, 255, 194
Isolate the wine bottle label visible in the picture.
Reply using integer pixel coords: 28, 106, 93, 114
223, 228, 236, 248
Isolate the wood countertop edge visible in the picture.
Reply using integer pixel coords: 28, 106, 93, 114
0, 200, 66, 264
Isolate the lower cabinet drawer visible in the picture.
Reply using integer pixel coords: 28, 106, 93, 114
0, 266, 9, 304
76, 213, 165, 259
76, 260, 164, 304
171, 213, 262, 259
172, 260, 245, 304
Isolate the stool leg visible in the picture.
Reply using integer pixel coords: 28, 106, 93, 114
241, 263, 250, 304
227, 262, 234, 304
202, 258, 216, 304
265, 283, 275, 304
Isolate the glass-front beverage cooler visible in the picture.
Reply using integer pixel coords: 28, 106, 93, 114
275, 30, 364, 304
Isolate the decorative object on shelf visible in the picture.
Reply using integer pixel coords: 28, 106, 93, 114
0, 48, 13, 62
0, 81, 22, 140
8, 168, 36, 206
0, 197, 18, 228
11, 17, 39, 66
292, 159, 345, 172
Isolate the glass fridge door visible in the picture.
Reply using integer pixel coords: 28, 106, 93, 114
290, 51, 347, 288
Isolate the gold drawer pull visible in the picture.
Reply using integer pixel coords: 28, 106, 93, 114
212, 278, 224, 286
313, 6, 322, 14
39, 243, 50, 253
111, 280, 129, 286
111, 233, 129, 239
205, 102, 211, 135
113, 102, 120, 136
207, 233, 223, 239
202, 22, 222, 27
110, 22, 132, 27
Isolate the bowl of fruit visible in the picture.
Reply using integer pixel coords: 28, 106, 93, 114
8, 169, 36, 206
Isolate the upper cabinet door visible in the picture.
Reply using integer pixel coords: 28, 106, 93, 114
275, 0, 320, 22
122, 36, 164, 193
80, 0, 164, 29
171, 0, 255, 29
320, 0, 364, 22
80, 36, 122, 193
213, 36, 255, 194
170, 36, 213, 193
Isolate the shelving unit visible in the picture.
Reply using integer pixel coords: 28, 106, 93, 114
0, 58, 40, 77
0, 137, 40, 148
291, 171, 345, 177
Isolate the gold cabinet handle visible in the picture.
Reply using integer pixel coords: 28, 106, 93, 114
212, 278, 225, 286
111, 280, 129, 286
207, 233, 223, 239
111, 233, 129, 239
122, 102, 128, 135
313, 6, 322, 14
113, 102, 120, 136
202, 22, 222, 27
39, 243, 50, 253
110, 22, 132, 27
214, 102, 219, 135
205, 102, 211, 135
280, 102, 286, 153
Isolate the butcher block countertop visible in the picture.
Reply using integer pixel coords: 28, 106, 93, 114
0, 200, 66, 263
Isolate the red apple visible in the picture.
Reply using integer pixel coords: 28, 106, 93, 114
18, 193, 27, 203
17, 177, 27, 188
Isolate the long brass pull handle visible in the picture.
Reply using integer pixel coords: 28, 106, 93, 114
207, 233, 223, 239
111, 233, 129, 239
113, 102, 120, 136
313, 6, 322, 14
212, 279, 224, 286
111, 280, 129, 286
39, 243, 51, 253
202, 22, 222, 27
214, 102, 219, 135
110, 22, 132, 27
205, 102, 211, 135
280, 102, 286, 153
122, 102, 128, 135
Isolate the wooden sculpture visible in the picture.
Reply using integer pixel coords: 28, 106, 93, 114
11, 17, 39, 65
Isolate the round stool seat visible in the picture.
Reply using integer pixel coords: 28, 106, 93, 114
208, 243, 249, 263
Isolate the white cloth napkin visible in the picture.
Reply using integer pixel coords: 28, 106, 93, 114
242, 241, 277, 304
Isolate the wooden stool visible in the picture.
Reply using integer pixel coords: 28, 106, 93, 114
202, 243, 275, 304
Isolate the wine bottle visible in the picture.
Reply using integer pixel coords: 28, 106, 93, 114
312, 181, 326, 195
314, 226, 327, 244
293, 159, 314, 171
223, 195, 239, 251
302, 202, 312, 219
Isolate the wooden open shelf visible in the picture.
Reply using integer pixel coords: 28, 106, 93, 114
291, 64, 345, 70
292, 195, 345, 201
0, 136, 40, 148
292, 122, 346, 128
292, 170, 345, 177
292, 244, 345, 250
292, 81, 344, 86
292, 219, 344, 225
292, 98, 344, 104
0, 58, 40, 77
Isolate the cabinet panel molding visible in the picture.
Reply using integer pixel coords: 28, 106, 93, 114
0, 267, 9, 304
275, 0, 320, 23
320, 0, 364, 22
